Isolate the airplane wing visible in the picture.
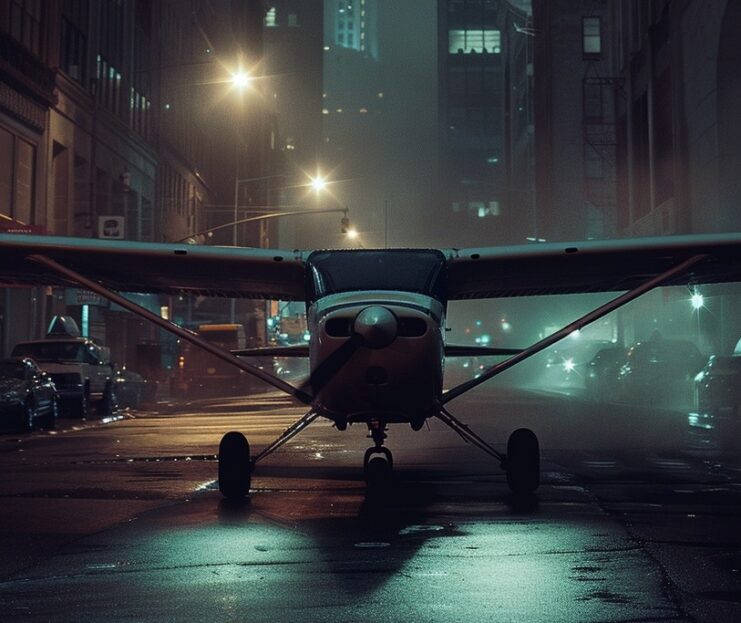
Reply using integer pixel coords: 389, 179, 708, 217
0, 234, 306, 300
446, 233, 741, 299
4, 232, 741, 302
233, 345, 310, 357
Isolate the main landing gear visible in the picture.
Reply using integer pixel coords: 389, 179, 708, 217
436, 407, 540, 495
218, 410, 320, 500
217, 408, 540, 499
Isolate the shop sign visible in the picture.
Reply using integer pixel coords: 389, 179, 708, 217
64, 288, 109, 307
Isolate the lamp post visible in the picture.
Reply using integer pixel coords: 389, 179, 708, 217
232, 173, 329, 247
176, 207, 352, 245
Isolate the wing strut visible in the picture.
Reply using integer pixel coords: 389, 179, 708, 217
443, 253, 710, 404
26, 254, 313, 405
251, 409, 321, 465
436, 406, 504, 462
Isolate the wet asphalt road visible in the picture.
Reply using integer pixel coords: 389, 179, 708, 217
0, 386, 740, 622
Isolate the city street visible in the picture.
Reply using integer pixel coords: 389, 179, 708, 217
1, 385, 740, 622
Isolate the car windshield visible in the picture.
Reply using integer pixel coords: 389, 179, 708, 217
12, 342, 88, 363
0, 362, 25, 379
306, 249, 447, 303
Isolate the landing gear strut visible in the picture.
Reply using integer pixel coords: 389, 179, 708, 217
364, 419, 393, 485
436, 407, 540, 495
217, 410, 320, 499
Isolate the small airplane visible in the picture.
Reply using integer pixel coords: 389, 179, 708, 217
2, 232, 741, 498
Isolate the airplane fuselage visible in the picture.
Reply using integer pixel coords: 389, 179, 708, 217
308, 291, 446, 428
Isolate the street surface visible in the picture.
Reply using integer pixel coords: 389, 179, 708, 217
0, 384, 740, 622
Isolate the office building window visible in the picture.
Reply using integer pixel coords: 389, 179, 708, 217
10, 0, 42, 57
582, 17, 601, 56
0, 126, 35, 224
129, 88, 151, 138
60, 17, 87, 82
449, 29, 501, 54
97, 54, 122, 116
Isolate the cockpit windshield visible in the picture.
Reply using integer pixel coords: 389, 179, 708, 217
306, 249, 447, 304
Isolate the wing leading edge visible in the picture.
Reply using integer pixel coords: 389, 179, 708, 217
446, 233, 741, 299
0, 234, 306, 300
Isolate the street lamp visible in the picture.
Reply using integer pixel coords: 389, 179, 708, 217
176, 207, 352, 244
231, 70, 252, 90
233, 174, 288, 248
310, 175, 327, 192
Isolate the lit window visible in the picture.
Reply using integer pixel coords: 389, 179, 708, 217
582, 17, 601, 55
288, 13, 298, 27
449, 29, 501, 54
264, 7, 277, 27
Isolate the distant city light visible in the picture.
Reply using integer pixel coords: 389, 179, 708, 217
563, 358, 576, 372
231, 71, 251, 89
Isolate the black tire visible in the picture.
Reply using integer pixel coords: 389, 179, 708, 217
506, 428, 540, 495
218, 431, 252, 499
73, 393, 89, 419
19, 402, 34, 433
98, 381, 117, 417
41, 397, 58, 430
365, 455, 392, 487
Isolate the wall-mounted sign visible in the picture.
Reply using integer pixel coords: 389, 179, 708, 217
98, 216, 125, 239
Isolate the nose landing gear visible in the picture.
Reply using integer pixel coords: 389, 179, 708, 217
364, 419, 393, 485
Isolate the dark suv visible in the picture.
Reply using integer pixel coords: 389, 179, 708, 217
619, 338, 705, 408
690, 355, 741, 445
11, 338, 116, 418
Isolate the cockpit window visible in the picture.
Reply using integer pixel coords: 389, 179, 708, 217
306, 249, 447, 304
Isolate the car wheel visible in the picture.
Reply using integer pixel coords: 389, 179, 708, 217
73, 393, 89, 419
42, 397, 58, 430
19, 402, 34, 433
98, 381, 117, 416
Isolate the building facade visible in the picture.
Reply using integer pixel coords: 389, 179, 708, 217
533, 0, 741, 352
0, 0, 268, 363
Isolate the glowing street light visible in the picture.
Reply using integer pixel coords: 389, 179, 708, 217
345, 227, 359, 239
310, 175, 327, 192
691, 292, 704, 310
231, 70, 252, 90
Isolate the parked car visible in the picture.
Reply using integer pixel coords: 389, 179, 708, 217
693, 355, 741, 415
11, 337, 116, 418
0, 357, 58, 432
540, 339, 613, 392
619, 337, 705, 407
585, 345, 627, 401
114, 368, 157, 409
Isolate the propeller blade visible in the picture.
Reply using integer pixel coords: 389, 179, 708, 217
301, 333, 364, 396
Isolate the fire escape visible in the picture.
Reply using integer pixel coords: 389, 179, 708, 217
582, 63, 624, 238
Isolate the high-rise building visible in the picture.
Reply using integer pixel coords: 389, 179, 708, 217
437, 0, 534, 247
532, 0, 617, 242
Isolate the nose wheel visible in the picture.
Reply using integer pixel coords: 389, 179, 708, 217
364, 420, 393, 486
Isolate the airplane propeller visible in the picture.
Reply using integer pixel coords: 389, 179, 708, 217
304, 305, 398, 397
